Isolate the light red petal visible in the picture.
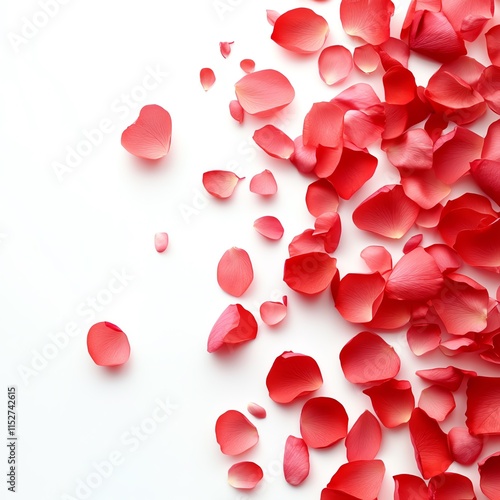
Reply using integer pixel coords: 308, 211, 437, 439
313, 212, 342, 253
383, 66, 416, 105
416, 366, 476, 392
217, 247, 254, 297
271, 8, 329, 54
441, 0, 494, 42
403, 234, 423, 254
260, 298, 287, 326
303, 102, 344, 149
247, 402, 266, 419
249, 169, 277, 196
482, 119, 500, 161
200, 68, 216, 91
466, 376, 500, 436
306, 179, 339, 217
407, 323, 441, 356
202, 170, 242, 199
284, 252, 337, 295
284, 436, 310, 486
253, 125, 294, 160
319, 46, 354, 85
215, 410, 259, 455
300, 397, 348, 449
345, 411, 382, 462
228, 462, 263, 490
486, 25, 500, 66
240, 59, 255, 74
353, 44, 380, 73
326, 460, 385, 499
290, 136, 317, 174
154, 232, 169, 253
416, 204, 443, 229
235, 69, 295, 116
266, 10, 280, 26
332, 83, 381, 111
360, 246, 392, 274
266, 351, 323, 404
428, 472, 476, 500
121, 104, 172, 160
382, 128, 433, 170
377, 37, 410, 70
470, 159, 500, 206
315, 145, 343, 178
409, 407, 453, 479
353, 185, 420, 239
288, 229, 326, 257
401, 169, 451, 210
479, 452, 500, 500
254, 216, 284, 241
87, 322, 130, 367
219, 41, 233, 59
229, 100, 244, 124
448, 427, 483, 465
418, 385, 456, 422
393, 474, 428, 500
340, 0, 395, 45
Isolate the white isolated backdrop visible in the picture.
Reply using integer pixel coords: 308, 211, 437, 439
1, 1, 499, 499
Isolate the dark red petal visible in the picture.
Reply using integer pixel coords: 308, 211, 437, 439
382, 128, 433, 170
284, 436, 310, 486
466, 376, 500, 436
360, 246, 392, 274
215, 410, 259, 455
260, 298, 287, 326
353, 44, 380, 74
288, 229, 326, 256
335, 274, 386, 324
235, 69, 295, 116
121, 104, 172, 160
207, 304, 258, 353
425, 112, 449, 143
229, 100, 244, 124
202, 170, 242, 199
217, 248, 254, 297
290, 136, 317, 174
409, 408, 453, 479
340, 0, 395, 45
250, 169, 277, 196
271, 8, 329, 54
253, 125, 295, 160
479, 452, 500, 500
448, 427, 483, 465
228, 462, 263, 490
441, 0, 494, 42
306, 180, 339, 217
319, 46, 354, 85
428, 472, 476, 500
240, 59, 255, 74
326, 460, 385, 499
486, 25, 500, 66
363, 379, 415, 428
393, 474, 428, 500
416, 366, 476, 392
386, 247, 443, 301
470, 159, 500, 206
87, 322, 130, 367
418, 385, 456, 422
303, 102, 344, 149
266, 351, 323, 404
407, 324, 441, 356
345, 411, 382, 462
200, 68, 216, 91
383, 66, 416, 105
300, 397, 348, 448
284, 252, 337, 295
254, 216, 284, 241
353, 185, 420, 239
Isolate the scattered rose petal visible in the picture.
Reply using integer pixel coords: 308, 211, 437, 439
466, 376, 500, 436
393, 474, 428, 500
353, 44, 380, 73
202, 170, 242, 199
260, 297, 287, 326
253, 125, 294, 159
266, 9, 280, 26
418, 385, 456, 422
87, 322, 131, 367
306, 179, 339, 217
247, 402, 266, 419
217, 247, 254, 297
479, 453, 500, 500
220, 41, 233, 59
416, 366, 476, 392
360, 246, 392, 275
313, 212, 341, 253
228, 462, 263, 490
121, 104, 172, 160
240, 59, 255, 74
254, 216, 284, 241
284, 436, 310, 486
382, 129, 433, 170
383, 66, 416, 105
364, 296, 413, 330
215, 410, 259, 455
319, 46, 354, 85
428, 472, 476, 500
288, 229, 326, 257
266, 351, 323, 404
377, 37, 410, 69
345, 410, 382, 462
486, 25, 500, 66
407, 324, 441, 356
284, 252, 337, 295
154, 232, 169, 253
200, 68, 216, 91
470, 159, 500, 206
249, 169, 277, 196
403, 234, 423, 254
229, 100, 244, 124
448, 427, 483, 465
303, 102, 344, 149
290, 136, 317, 174
441, 0, 494, 42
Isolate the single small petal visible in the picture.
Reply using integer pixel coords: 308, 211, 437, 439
240, 59, 255, 73
418, 385, 456, 422
393, 474, 428, 500
87, 322, 131, 367
353, 44, 380, 73
403, 234, 423, 254
200, 68, 216, 91
306, 179, 339, 217
228, 462, 263, 490
407, 324, 441, 356
409, 408, 453, 479
303, 102, 344, 149
247, 402, 266, 419
479, 452, 500, 500
284, 252, 337, 295
326, 460, 385, 499
448, 427, 483, 465
254, 216, 284, 241
416, 366, 476, 392
266, 351, 323, 404
271, 8, 329, 54
300, 397, 348, 449
428, 472, 476, 500
235, 69, 295, 116
121, 104, 172, 160
220, 41, 233, 59
364, 379, 415, 428
288, 229, 326, 257
202, 170, 242, 199
360, 246, 392, 274
383, 66, 416, 105
154, 232, 169, 253
345, 411, 382, 462
229, 100, 244, 124
253, 125, 294, 159
249, 169, 277, 196
319, 46, 354, 85
466, 376, 500, 436
486, 25, 500, 66
260, 297, 287, 326
215, 410, 259, 455
284, 436, 310, 486
217, 247, 254, 297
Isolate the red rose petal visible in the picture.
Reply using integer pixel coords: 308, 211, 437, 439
383, 66, 417, 105
289, 229, 326, 257
266, 10, 280, 26
253, 125, 294, 159
247, 402, 266, 419
87, 322, 130, 367
249, 169, 277, 196
219, 41, 233, 59
470, 159, 500, 206
448, 426, 483, 465
364, 296, 413, 330
400, 169, 451, 210
207, 304, 258, 353
271, 8, 329, 54
314, 212, 342, 253
416, 204, 443, 229
340, 0, 395, 45
441, 0, 494, 42
403, 234, 423, 254
335, 274, 385, 324
416, 366, 476, 392
254, 216, 284, 241
466, 376, 500, 436
315, 145, 344, 178
364, 379, 415, 428
217, 247, 254, 297
418, 385, 456, 422
240, 59, 255, 74
306, 179, 339, 218
228, 461, 263, 490
260, 297, 287, 326
284, 436, 310, 486
382, 128, 433, 170
326, 460, 385, 499
229, 100, 244, 124
266, 351, 323, 404
319, 46, 354, 85
200, 68, 216, 91
202, 170, 242, 199
360, 246, 392, 274
377, 37, 410, 70
284, 252, 337, 295
290, 136, 317, 174
154, 232, 169, 253
345, 410, 382, 462
428, 472, 476, 500
407, 324, 441, 356
300, 397, 348, 449
353, 185, 420, 239
353, 44, 380, 74
409, 407, 453, 479
479, 452, 500, 500
215, 410, 259, 455
393, 474, 428, 500
486, 25, 500, 66
303, 102, 344, 149
235, 69, 295, 116
121, 104, 172, 160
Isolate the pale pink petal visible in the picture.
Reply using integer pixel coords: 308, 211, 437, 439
418, 385, 456, 422
229, 100, 244, 124
266, 9, 280, 26
260, 297, 287, 326
326, 460, 385, 498
353, 44, 380, 73
319, 46, 354, 85
254, 216, 284, 241
249, 169, 277, 196
215, 410, 259, 455
284, 436, 310, 486
200, 68, 216, 91
228, 462, 263, 490
253, 125, 294, 159
303, 102, 344, 149
360, 246, 392, 274
217, 247, 254, 297
247, 402, 266, 419
87, 322, 130, 367
202, 170, 243, 199
345, 411, 382, 462
407, 324, 441, 356
240, 59, 255, 73
284, 252, 337, 295
448, 427, 483, 465
154, 232, 169, 253
220, 41, 233, 59
479, 452, 500, 499
306, 179, 339, 217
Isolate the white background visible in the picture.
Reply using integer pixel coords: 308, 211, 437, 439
1, 1, 499, 499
